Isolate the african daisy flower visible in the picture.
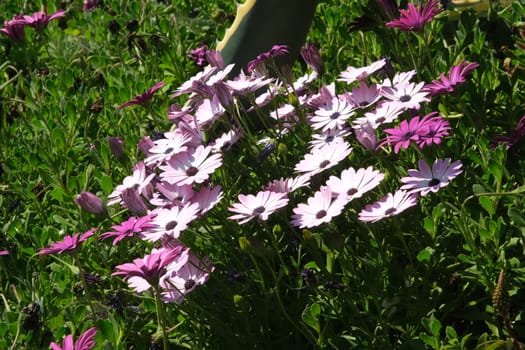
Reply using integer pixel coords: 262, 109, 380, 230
309, 127, 352, 151
149, 182, 195, 208
294, 141, 353, 176
338, 58, 387, 85
112, 246, 184, 293
228, 191, 289, 224
263, 175, 311, 194
107, 162, 155, 206
0, 250, 9, 256
380, 114, 435, 153
424, 61, 480, 96
191, 185, 224, 215
50, 327, 97, 350
117, 81, 164, 110
22, 8, 65, 30
400, 158, 463, 195
0, 15, 26, 41
325, 166, 385, 201
142, 204, 200, 242
310, 97, 354, 131
380, 82, 430, 111
39, 228, 98, 256
224, 71, 274, 96
159, 145, 222, 186
99, 214, 156, 245
417, 113, 450, 147
161, 250, 215, 304
344, 82, 382, 109
144, 131, 191, 166
358, 190, 419, 222
353, 101, 404, 129
291, 186, 347, 228
386, 0, 443, 32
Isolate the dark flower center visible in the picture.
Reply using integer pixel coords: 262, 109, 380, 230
184, 279, 196, 290
252, 206, 266, 214
384, 207, 397, 216
428, 178, 440, 186
403, 131, 415, 139
165, 221, 178, 230
316, 210, 327, 219
319, 160, 330, 168
186, 166, 199, 176
325, 135, 335, 142
375, 117, 385, 124
330, 112, 340, 120
399, 95, 411, 102
347, 188, 358, 196
359, 101, 369, 107
164, 147, 174, 154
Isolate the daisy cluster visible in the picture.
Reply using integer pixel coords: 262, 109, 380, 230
66, 44, 474, 304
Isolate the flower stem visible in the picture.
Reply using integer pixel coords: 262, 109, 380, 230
153, 286, 169, 350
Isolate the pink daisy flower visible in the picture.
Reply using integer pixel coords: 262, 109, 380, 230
338, 58, 387, 85
117, 81, 164, 110
424, 61, 480, 96
144, 131, 191, 166
358, 190, 419, 222
417, 113, 451, 147
224, 71, 274, 96
309, 127, 352, 151
161, 250, 214, 304
112, 246, 184, 293
400, 158, 463, 195
310, 97, 355, 131
353, 120, 379, 151
108, 162, 155, 206
344, 82, 382, 109
291, 186, 347, 228
50, 327, 97, 350
386, 0, 443, 32
39, 228, 98, 257
149, 182, 195, 208
99, 214, 156, 245
159, 145, 222, 186
263, 175, 311, 193
209, 129, 242, 153
142, 204, 200, 241
353, 102, 404, 129
380, 82, 430, 111
379, 70, 417, 88
325, 166, 385, 201
380, 114, 435, 153
191, 185, 224, 215
23, 9, 66, 30
294, 142, 353, 176
228, 191, 289, 224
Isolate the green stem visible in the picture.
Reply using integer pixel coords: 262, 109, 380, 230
153, 286, 169, 350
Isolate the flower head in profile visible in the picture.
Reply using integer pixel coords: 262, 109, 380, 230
50, 327, 97, 350
112, 246, 184, 293
264, 175, 311, 194
424, 61, 480, 96
117, 81, 164, 110
386, 0, 443, 32
23, 8, 65, 30
189, 44, 209, 67
161, 250, 214, 304
83, 0, 99, 11
0, 250, 9, 256
301, 43, 324, 74
39, 229, 98, 257
228, 191, 289, 224
338, 58, 386, 85
400, 158, 463, 195
291, 186, 347, 228
107, 162, 155, 206
247, 44, 289, 74
100, 214, 156, 245
358, 190, 418, 222
1, 15, 26, 41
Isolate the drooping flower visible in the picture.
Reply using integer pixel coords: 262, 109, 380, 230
0, 15, 26, 41
99, 214, 156, 245
400, 158, 463, 195
380, 82, 430, 110
325, 166, 385, 201
39, 229, 98, 256
228, 191, 289, 224
358, 190, 419, 222
161, 250, 214, 303
291, 186, 347, 228
338, 58, 387, 85
75, 191, 106, 215
50, 327, 97, 350
22, 8, 65, 30
142, 204, 200, 242
112, 247, 184, 293
159, 145, 222, 186
386, 0, 443, 32
424, 61, 480, 96
117, 81, 164, 110
294, 142, 352, 176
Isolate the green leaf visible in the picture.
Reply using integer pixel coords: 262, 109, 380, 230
417, 247, 434, 262
302, 303, 321, 334
478, 196, 496, 215
422, 315, 442, 337
508, 207, 525, 227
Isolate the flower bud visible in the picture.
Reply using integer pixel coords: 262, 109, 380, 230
121, 188, 148, 216
301, 43, 324, 75
108, 136, 125, 160
75, 191, 106, 215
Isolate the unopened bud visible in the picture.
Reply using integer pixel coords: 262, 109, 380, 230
108, 136, 125, 160
75, 191, 106, 215
121, 188, 148, 216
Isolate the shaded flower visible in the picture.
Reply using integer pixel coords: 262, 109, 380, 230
358, 190, 418, 222
424, 61, 480, 96
23, 8, 65, 30
121, 187, 149, 216
386, 0, 443, 32
338, 58, 386, 85
108, 162, 155, 206
0, 250, 9, 256
159, 145, 222, 186
161, 250, 214, 303
291, 187, 347, 228
344, 82, 382, 109
189, 44, 209, 67
400, 158, 463, 195
325, 166, 385, 201
112, 247, 184, 293
294, 142, 352, 176
117, 81, 164, 109
150, 182, 195, 208
247, 44, 289, 74
191, 185, 223, 215
354, 120, 379, 150
39, 228, 98, 256
100, 214, 156, 245
108, 136, 125, 160
1, 15, 26, 41
83, 0, 99, 11
50, 327, 96, 350
228, 191, 289, 224
75, 191, 106, 215
301, 43, 324, 74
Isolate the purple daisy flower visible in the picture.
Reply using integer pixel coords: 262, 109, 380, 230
424, 61, 480, 96
22, 8, 65, 30
39, 228, 98, 256
380, 114, 437, 153
99, 214, 156, 245
358, 190, 419, 222
400, 158, 463, 195
117, 81, 164, 110
228, 191, 289, 224
386, 0, 443, 32
50, 327, 97, 350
